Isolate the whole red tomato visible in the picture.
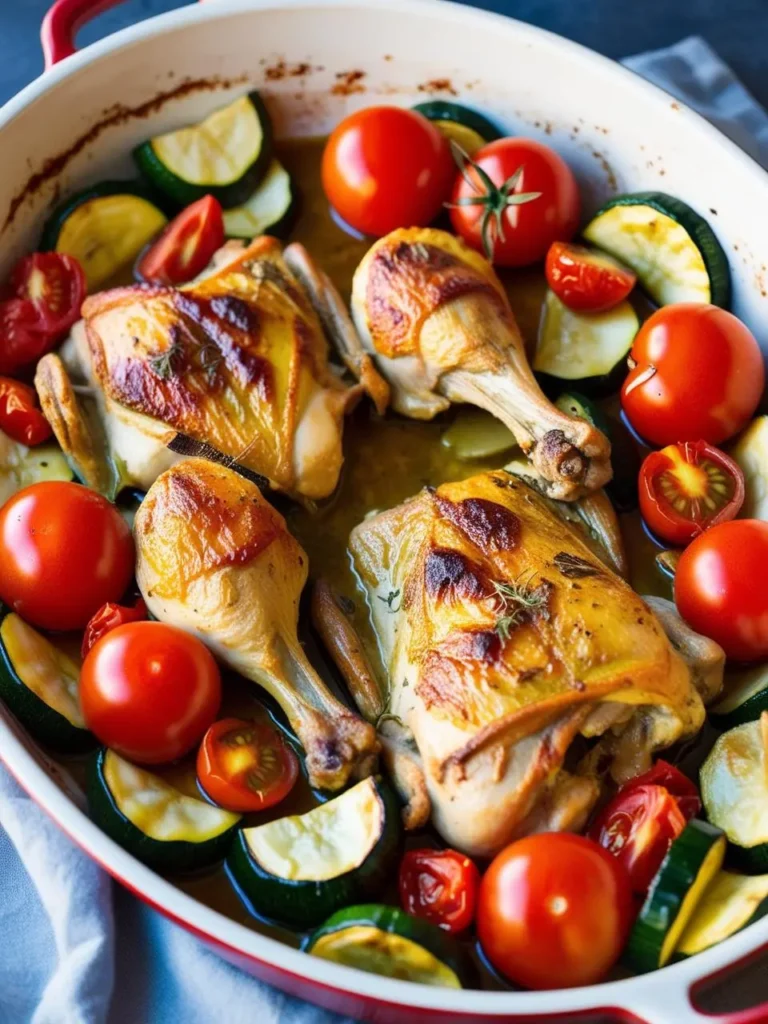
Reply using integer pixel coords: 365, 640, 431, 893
0, 482, 134, 631
80, 621, 221, 763
675, 519, 768, 662
322, 106, 454, 237
477, 833, 632, 989
399, 848, 480, 934
622, 304, 764, 447
449, 137, 580, 267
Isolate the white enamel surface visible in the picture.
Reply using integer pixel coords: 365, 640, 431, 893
1, 1, 767, 1019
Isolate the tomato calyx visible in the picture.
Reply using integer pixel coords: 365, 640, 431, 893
446, 142, 542, 260
399, 847, 480, 934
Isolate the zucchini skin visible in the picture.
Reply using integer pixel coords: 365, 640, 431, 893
554, 392, 611, 437
223, 164, 299, 241
0, 611, 94, 754
87, 749, 237, 872
134, 91, 273, 209
227, 780, 401, 928
411, 101, 502, 142
39, 180, 170, 251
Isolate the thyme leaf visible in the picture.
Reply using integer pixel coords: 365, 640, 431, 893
553, 553, 602, 579
492, 572, 550, 641
148, 338, 184, 380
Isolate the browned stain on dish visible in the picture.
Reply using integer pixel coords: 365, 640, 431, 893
417, 78, 458, 96
591, 150, 618, 193
331, 70, 367, 96
1, 75, 248, 233
264, 59, 323, 82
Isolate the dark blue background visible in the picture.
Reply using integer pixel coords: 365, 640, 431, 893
2, 0, 768, 108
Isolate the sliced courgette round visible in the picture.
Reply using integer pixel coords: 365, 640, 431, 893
730, 415, 768, 521
554, 391, 611, 437
305, 904, 470, 988
701, 718, 768, 871
222, 160, 296, 240
134, 92, 273, 208
41, 182, 168, 291
626, 819, 727, 972
227, 776, 399, 928
88, 749, 240, 871
583, 192, 731, 308
0, 611, 93, 753
411, 101, 502, 154
0, 432, 74, 509
441, 409, 517, 461
534, 288, 638, 395
710, 665, 768, 730
674, 870, 768, 959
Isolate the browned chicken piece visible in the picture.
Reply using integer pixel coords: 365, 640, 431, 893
37, 236, 387, 500
351, 228, 612, 501
134, 458, 379, 791
338, 470, 705, 856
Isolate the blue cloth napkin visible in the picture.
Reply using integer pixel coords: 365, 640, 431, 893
2, 35, 767, 1024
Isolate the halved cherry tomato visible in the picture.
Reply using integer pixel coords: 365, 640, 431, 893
620, 760, 701, 821
0, 299, 52, 376
81, 598, 148, 659
639, 440, 745, 546
322, 106, 454, 237
621, 304, 765, 447
449, 137, 580, 267
477, 833, 632, 989
588, 784, 686, 899
0, 482, 134, 631
675, 519, 768, 662
196, 717, 299, 813
398, 848, 480, 934
81, 621, 221, 764
137, 195, 224, 286
545, 241, 636, 311
12, 253, 86, 338
0, 377, 51, 445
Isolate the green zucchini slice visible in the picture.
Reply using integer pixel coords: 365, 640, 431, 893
306, 904, 469, 988
710, 665, 768, 730
701, 719, 768, 870
41, 182, 168, 291
222, 160, 296, 240
674, 870, 768, 958
730, 415, 768, 521
534, 288, 638, 395
0, 612, 93, 753
441, 409, 517, 461
89, 749, 240, 871
626, 819, 727, 972
412, 101, 502, 155
0, 433, 73, 509
227, 777, 399, 927
135, 92, 273, 208
554, 391, 611, 437
583, 192, 731, 308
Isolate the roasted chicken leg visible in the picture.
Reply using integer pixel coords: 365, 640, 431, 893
351, 228, 612, 500
134, 458, 379, 791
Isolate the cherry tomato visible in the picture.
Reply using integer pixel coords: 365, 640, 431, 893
449, 137, 580, 267
81, 598, 148, 659
621, 304, 765, 447
0, 482, 134, 631
0, 377, 51, 446
621, 760, 701, 821
0, 299, 52, 376
675, 519, 768, 662
545, 241, 636, 311
11, 253, 86, 338
477, 833, 632, 989
639, 440, 745, 546
398, 848, 480, 934
80, 621, 221, 763
588, 784, 686, 899
137, 195, 224, 286
322, 106, 454, 237
196, 717, 299, 813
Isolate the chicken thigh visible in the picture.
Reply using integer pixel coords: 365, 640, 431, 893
351, 228, 612, 501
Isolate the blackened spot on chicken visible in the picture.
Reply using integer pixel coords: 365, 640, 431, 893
209, 295, 258, 332
424, 548, 488, 603
435, 494, 520, 553
449, 629, 501, 663
538, 430, 587, 480
316, 739, 343, 771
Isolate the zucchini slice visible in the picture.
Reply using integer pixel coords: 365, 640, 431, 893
41, 182, 168, 291
710, 664, 768, 730
534, 288, 638, 395
222, 160, 296, 240
626, 819, 727, 972
583, 193, 731, 308
306, 904, 469, 988
441, 409, 517, 461
412, 101, 502, 155
675, 870, 768, 958
730, 415, 768, 521
227, 777, 399, 927
89, 749, 240, 871
135, 92, 273, 208
554, 391, 611, 437
0, 612, 92, 753
0, 431, 73, 509
701, 718, 768, 871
